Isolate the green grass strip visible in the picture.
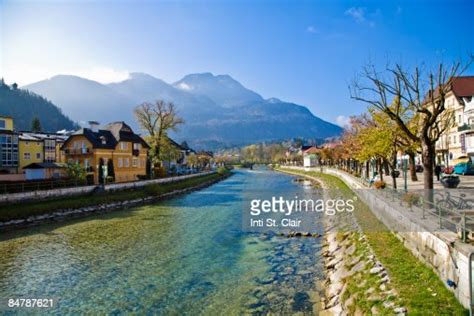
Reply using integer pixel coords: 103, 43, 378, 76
278, 168, 468, 315
0, 173, 225, 222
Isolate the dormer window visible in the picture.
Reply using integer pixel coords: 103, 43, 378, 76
100, 136, 107, 145
120, 142, 129, 150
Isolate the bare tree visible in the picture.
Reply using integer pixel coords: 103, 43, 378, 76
350, 57, 473, 191
134, 100, 184, 165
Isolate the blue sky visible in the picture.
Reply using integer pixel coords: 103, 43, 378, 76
1, 0, 473, 125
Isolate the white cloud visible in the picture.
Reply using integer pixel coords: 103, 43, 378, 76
3, 65, 130, 86
345, 7, 366, 23
345, 7, 377, 27
336, 115, 351, 128
176, 82, 193, 90
74, 67, 130, 84
306, 26, 319, 34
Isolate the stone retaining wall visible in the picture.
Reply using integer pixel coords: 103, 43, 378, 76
0, 171, 224, 229
0, 171, 216, 204
320, 167, 472, 309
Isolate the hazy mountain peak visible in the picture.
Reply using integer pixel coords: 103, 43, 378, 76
23, 72, 342, 149
267, 97, 282, 103
127, 72, 158, 81
174, 72, 263, 107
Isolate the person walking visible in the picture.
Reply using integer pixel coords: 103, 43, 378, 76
435, 165, 442, 181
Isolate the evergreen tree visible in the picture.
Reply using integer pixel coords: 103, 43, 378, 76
0, 84, 77, 131
31, 117, 42, 132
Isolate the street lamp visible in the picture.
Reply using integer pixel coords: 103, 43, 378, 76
401, 154, 409, 192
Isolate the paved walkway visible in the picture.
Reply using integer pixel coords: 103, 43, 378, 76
384, 172, 474, 190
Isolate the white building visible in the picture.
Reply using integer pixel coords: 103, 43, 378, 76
435, 76, 474, 166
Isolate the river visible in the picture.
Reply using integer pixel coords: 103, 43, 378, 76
0, 169, 324, 315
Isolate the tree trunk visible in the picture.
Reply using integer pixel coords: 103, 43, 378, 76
378, 159, 384, 181
365, 161, 370, 179
422, 140, 435, 203
408, 151, 418, 181
391, 154, 397, 189
383, 160, 390, 176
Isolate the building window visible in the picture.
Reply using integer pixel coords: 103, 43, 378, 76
453, 136, 457, 144
132, 158, 138, 167
459, 115, 462, 124
124, 158, 130, 167
118, 158, 123, 168
0, 134, 19, 167
36, 152, 41, 159
141, 159, 145, 168
84, 159, 90, 169
24, 152, 31, 160
133, 143, 141, 150
0, 119, 5, 129
120, 142, 128, 150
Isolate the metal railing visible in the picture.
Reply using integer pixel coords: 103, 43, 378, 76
64, 148, 91, 155
0, 179, 90, 194
323, 167, 474, 243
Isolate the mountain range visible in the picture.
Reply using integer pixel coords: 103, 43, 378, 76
23, 72, 342, 149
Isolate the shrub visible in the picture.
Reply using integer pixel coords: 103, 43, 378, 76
402, 192, 421, 207
154, 167, 167, 178
373, 180, 386, 189
217, 166, 229, 175
106, 176, 115, 183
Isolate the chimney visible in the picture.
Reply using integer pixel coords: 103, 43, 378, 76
88, 121, 100, 132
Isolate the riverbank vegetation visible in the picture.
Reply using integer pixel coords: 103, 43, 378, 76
277, 167, 468, 315
0, 172, 229, 223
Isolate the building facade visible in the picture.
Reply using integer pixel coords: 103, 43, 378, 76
435, 76, 474, 166
18, 132, 68, 172
62, 121, 149, 184
0, 116, 19, 174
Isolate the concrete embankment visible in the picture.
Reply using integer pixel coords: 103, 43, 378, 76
322, 167, 473, 310
279, 166, 471, 312
278, 169, 407, 315
0, 171, 216, 204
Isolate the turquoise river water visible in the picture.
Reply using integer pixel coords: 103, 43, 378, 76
0, 169, 324, 315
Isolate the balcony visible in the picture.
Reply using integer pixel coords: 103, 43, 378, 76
65, 148, 92, 155
458, 124, 474, 132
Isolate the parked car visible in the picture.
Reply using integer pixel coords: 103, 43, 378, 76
454, 162, 474, 175
415, 164, 423, 172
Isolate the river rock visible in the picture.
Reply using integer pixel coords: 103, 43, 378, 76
350, 261, 366, 273
383, 301, 395, 309
370, 267, 384, 274
345, 244, 356, 256
394, 307, 407, 314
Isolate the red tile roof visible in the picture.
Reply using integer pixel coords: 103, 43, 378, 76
303, 147, 320, 154
451, 76, 474, 97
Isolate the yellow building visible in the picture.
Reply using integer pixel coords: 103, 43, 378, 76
0, 115, 19, 173
62, 121, 149, 184
0, 115, 14, 131
18, 132, 69, 172
19, 134, 43, 170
